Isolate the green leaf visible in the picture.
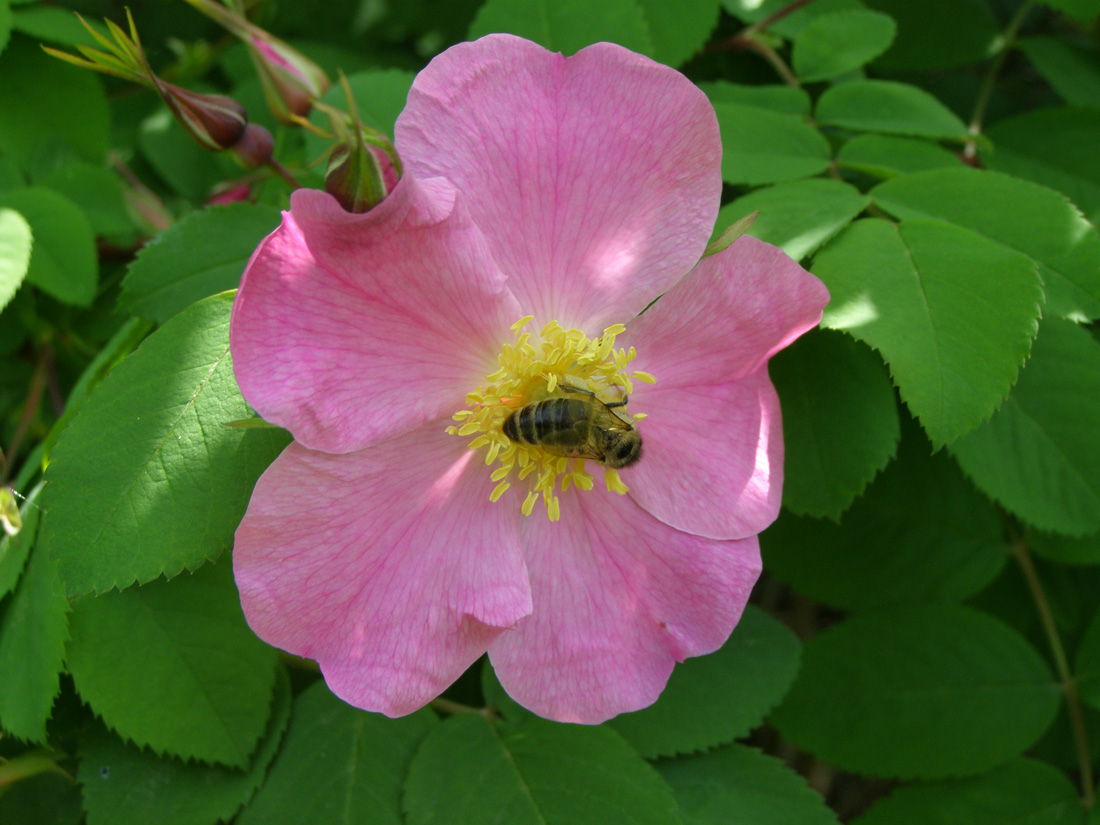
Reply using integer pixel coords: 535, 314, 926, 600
0, 205, 30, 311
1030, 531, 1100, 566
0, 187, 97, 306
770, 605, 1060, 779
66, 559, 278, 768
139, 111, 232, 202
79, 665, 292, 825
0, 0, 10, 57
0, 489, 68, 743
837, 134, 964, 179
43, 292, 290, 597
0, 771, 83, 825
713, 101, 830, 185
985, 107, 1100, 229
238, 681, 437, 825
1018, 38, 1100, 108
951, 319, 1100, 537
722, 0, 864, 39
763, 419, 1006, 609
636, 0, 718, 67
698, 81, 811, 115
862, 0, 999, 71
405, 714, 681, 825
119, 203, 281, 323
608, 606, 801, 758
38, 163, 135, 239
873, 166, 1100, 321
792, 10, 896, 82
305, 69, 415, 162
816, 80, 968, 139
767, 330, 899, 519
656, 744, 840, 825
11, 4, 108, 48
0, 36, 109, 169
468, 0, 653, 56
0, 482, 42, 598
1076, 603, 1100, 714
813, 217, 1041, 447
851, 758, 1082, 825
717, 178, 869, 261
1040, 0, 1100, 22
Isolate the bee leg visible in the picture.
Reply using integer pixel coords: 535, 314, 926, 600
605, 393, 629, 409
559, 383, 596, 398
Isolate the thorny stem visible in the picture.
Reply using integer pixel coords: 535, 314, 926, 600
1011, 531, 1095, 807
0, 344, 52, 487
965, 0, 1038, 158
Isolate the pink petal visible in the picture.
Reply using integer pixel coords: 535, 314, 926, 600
622, 370, 784, 540
233, 424, 532, 717
395, 34, 721, 332
488, 487, 760, 724
625, 235, 830, 388
231, 174, 522, 454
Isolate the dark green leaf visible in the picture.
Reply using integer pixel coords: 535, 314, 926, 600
722, 0, 863, 39
1018, 38, 1100, 108
1076, 603, 1100, 713
0, 489, 68, 742
66, 559, 278, 767
608, 606, 801, 758
0, 187, 97, 306
119, 203, 281, 323
770, 605, 1060, 779
863, 0, 999, 71
657, 744, 840, 825
816, 80, 969, 140
713, 102, 830, 185
79, 665, 292, 825
1039, 0, 1100, 22
813, 217, 1041, 447
951, 319, 1100, 537
837, 134, 964, 179
636, 0, 718, 67
38, 163, 135, 239
139, 112, 233, 202
698, 81, 811, 115
0, 205, 30, 312
873, 167, 1100, 321
1031, 531, 1100, 566
238, 681, 437, 825
768, 330, 899, 519
792, 10, 896, 82
43, 292, 290, 597
0, 771, 83, 825
717, 178, 869, 261
468, 0, 653, 56
763, 419, 1005, 609
405, 714, 681, 825
0, 1, 10, 59
851, 758, 1082, 825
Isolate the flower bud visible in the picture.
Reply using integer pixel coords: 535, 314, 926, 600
231, 123, 275, 169
156, 81, 248, 151
324, 138, 393, 213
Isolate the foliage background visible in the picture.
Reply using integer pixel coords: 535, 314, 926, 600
1, 0, 1100, 822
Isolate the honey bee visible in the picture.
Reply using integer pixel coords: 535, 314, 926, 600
502, 385, 642, 468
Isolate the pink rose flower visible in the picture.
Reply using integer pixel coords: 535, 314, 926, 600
230, 34, 828, 723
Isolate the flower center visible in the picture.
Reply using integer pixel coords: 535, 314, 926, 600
447, 316, 655, 521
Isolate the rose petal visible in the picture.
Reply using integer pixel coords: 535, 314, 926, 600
233, 424, 532, 717
231, 174, 522, 454
488, 487, 760, 724
622, 370, 783, 540
396, 34, 721, 332
624, 235, 830, 388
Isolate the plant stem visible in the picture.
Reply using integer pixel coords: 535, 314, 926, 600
742, 0, 818, 39
1012, 532, 1095, 807
429, 697, 497, 720
965, 0, 1038, 158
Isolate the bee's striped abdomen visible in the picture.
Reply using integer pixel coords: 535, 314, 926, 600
503, 398, 588, 449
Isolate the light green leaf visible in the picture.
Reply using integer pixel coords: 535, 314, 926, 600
837, 134, 964, 179
43, 292, 290, 597
405, 714, 680, 825
873, 166, 1100, 320
0, 205, 30, 311
305, 69, 415, 161
951, 319, 1100, 537
862, 0, 999, 71
657, 744, 840, 825
469, 0, 653, 56
714, 101, 830, 185
768, 330, 899, 519
38, 163, 135, 239
608, 606, 801, 758
66, 559, 278, 768
79, 666, 292, 825
698, 81, 811, 115
238, 681, 437, 825
985, 107, 1100, 229
813, 217, 1042, 447
0, 187, 97, 306
0, 482, 42, 599
816, 80, 968, 139
770, 605, 1060, 779
11, 4, 108, 48
793, 10, 896, 82
718, 178, 869, 261
763, 418, 1006, 609
0, 486, 68, 743
119, 203, 281, 323
851, 758, 1082, 825
1018, 37, 1100, 108
636, 0, 718, 67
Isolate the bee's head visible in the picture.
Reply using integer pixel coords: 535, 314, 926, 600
604, 428, 642, 469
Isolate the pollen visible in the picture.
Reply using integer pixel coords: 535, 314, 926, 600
446, 317, 653, 521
